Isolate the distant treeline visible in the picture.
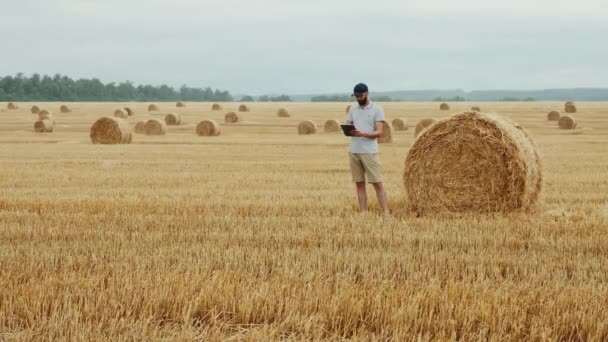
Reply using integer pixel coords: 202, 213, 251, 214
239, 94, 293, 102
0, 73, 233, 102
311, 95, 395, 102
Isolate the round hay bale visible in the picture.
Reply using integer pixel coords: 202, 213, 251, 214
211, 103, 223, 111
471, 106, 481, 112
148, 104, 159, 112
277, 108, 290, 117
558, 115, 576, 129
124, 107, 134, 116
133, 121, 146, 134
238, 104, 250, 112
34, 119, 54, 133
345, 105, 352, 113
565, 103, 577, 113
144, 119, 167, 135
440, 103, 450, 110
404, 111, 542, 213
547, 110, 561, 121
90, 117, 132, 144
196, 120, 221, 136
224, 112, 240, 123
298, 120, 317, 135
414, 118, 437, 137
31, 105, 40, 114
114, 108, 128, 118
324, 119, 340, 132
565, 101, 574, 106
392, 118, 408, 131
378, 121, 393, 144
7, 102, 18, 110
60, 105, 71, 113
38, 110, 53, 120
176, 101, 185, 107
165, 113, 182, 125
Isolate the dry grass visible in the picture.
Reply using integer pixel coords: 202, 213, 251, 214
165, 113, 182, 126
548, 110, 561, 121
297, 120, 317, 135
0, 101, 608, 340
392, 118, 408, 131
224, 112, 240, 124
324, 119, 340, 132
559, 115, 577, 129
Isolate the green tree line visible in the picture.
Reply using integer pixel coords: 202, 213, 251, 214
0, 73, 233, 102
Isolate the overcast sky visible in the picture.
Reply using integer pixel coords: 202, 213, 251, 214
1, 0, 607, 95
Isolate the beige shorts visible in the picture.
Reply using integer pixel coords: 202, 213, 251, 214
349, 153, 382, 183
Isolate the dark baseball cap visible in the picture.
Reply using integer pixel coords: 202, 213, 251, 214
351, 83, 368, 96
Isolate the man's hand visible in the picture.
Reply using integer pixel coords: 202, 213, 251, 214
351, 130, 369, 138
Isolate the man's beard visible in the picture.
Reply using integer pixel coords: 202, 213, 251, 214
357, 96, 367, 106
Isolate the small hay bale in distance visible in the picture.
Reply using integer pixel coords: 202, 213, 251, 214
392, 118, 408, 131
148, 103, 159, 112
565, 103, 577, 113
133, 121, 146, 134
31, 105, 40, 114
114, 108, 129, 118
471, 106, 481, 112
60, 104, 71, 113
211, 103, 223, 111
238, 104, 250, 112
547, 110, 561, 121
124, 107, 134, 116
224, 112, 240, 123
558, 115, 576, 129
90, 117, 132, 144
144, 119, 167, 135
277, 108, 290, 117
38, 110, 53, 120
324, 119, 340, 132
439, 103, 450, 110
378, 121, 393, 144
196, 120, 221, 136
34, 119, 54, 133
7, 102, 18, 110
404, 111, 542, 213
165, 113, 182, 125
414, 118, 437, 137
298, 120, 317, 135
176, 101, 185, 107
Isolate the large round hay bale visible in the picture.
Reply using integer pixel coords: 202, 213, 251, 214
471, 106, 481, 112
34, 119, 54, 133
225, 112, 240, 123
90, 117, 132, 144
392, 118, 408, 131
31, 105, 40, 114
238, 104, 250, 112
378, 121, 393, 144
298, 120, 317, 135
404, 111, 542, 213
547, 110, 561, 121
324, 119, 340, 132
7, 102, 18, 110
565, 103, 577, 113
414, 118, 437, 137
345, 105, 352, 113
558, 115, 576, 129
38, 110, 53, 120
565, 101, 574, 106
114, 108, 128, 118
133, 121, 146, 134
176, 101, 185, 107
211, 103, 223, 111
60, 105, 71, 113
277, 108, 290, 117
440, 103, 450, 110
165, 113, 182, 125
124, 107, 134, 116
196, 120, 221, 136
144, 119, 167, 135
148, 104, 159, 112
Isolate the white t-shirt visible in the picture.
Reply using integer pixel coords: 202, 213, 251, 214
346, 101, 385, 153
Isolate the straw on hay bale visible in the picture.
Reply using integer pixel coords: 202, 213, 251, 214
124, 107, 134, 116
196, 120, 221, 136
31, 105, 40, 114
90, 117, 132, 144
148, 104, 159, 112
114, 108, 128, 118
547, 110, 561, 121
414, 118, 437, 137
392, 118, 408, 131
133, 121, 146, 134
404, 111, 542, 213
471, 106, 481, 112
324, 119, 340, 132
7, 102, 18, 110
345, 105, 352, 113
565, 101, 574, 106
60, 105, 71, 113
558, 115, 576, 129
224, 112, 240, 123
165, 113, 182, 125
176, 101, 185, 107
440, 103, 450, 110
34, 119, 54, 133
565, 103, 577, 113
38, 110, 53, 120
277, 108, 290, 117
211, 103, 223, 111
298, 120, 317, 135
378, 121, 393, 144
144, 119, 167, 135
238, 104, 250, 112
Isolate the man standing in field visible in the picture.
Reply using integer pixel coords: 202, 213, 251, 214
346, 83, 390, 216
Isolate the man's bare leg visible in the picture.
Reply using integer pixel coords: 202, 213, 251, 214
372, 182, 390, 216
355, 181, 368, 212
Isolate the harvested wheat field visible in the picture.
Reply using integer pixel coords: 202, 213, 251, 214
1, 101, 608, 340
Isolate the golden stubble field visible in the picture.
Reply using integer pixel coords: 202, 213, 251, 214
1, 101, 608, 340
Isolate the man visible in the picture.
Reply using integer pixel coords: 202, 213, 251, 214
346, 83, 390, 216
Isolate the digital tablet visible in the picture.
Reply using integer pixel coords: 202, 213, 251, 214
340, 124, 356, 136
